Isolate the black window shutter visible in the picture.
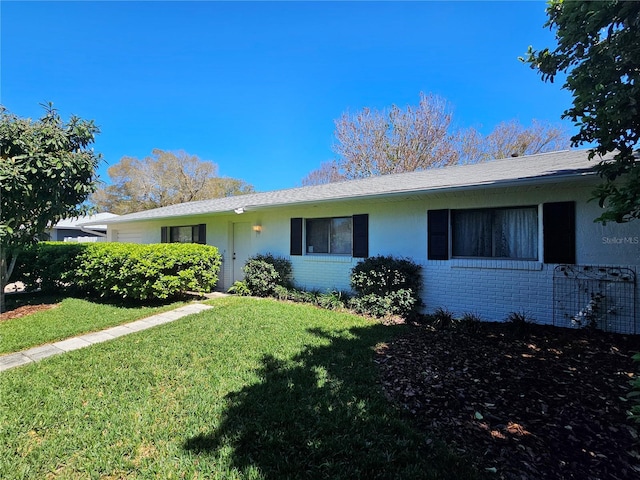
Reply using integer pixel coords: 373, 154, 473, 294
197, 224, 206, 244
352, 214, 369, 258
290, 218, 303, 256
543, 202, 576, 264
161, 226, 168, 243
428, 209, 449, 260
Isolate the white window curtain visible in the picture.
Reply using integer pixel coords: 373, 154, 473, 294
453, 207, 538, 259
493, 208, 537, 259
453, 210, 492, 257
330, 217, 352, 254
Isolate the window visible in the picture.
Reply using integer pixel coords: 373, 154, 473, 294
161, 224, 206, 244
451, 206, 538, 259
290, 214, 368, 257
306, 217, 352, 254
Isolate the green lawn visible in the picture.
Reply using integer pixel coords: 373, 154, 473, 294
0, 296, 480, 479
0, 296, 185, 354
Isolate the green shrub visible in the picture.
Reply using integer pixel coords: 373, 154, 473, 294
350, 255, 423, 318
423, 307, 457, 329
279, 287, 313, 304
348, 290, 414, 318
273, 285, 291, 301
243, 254, 292, 297
11, 242, 87, 292
11, 242, 221, 301
228, 281, 251, 296
74, 243, 221, 301
316, 290, 349, 311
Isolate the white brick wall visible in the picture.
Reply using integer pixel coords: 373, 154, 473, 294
422, 260, 639, 333
290, 255, 358, 292
422, 259, 555, 323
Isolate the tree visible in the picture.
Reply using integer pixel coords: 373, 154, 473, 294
334, 92, 459, 179
301, 160, 344, 186
0, 104, 101, 312
302, 93, 570, 185
457, 119, 570, 164
92, 149, 255, 214
523, 0, 640, 223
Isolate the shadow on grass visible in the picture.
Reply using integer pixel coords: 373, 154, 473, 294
183, 324, 479, 480
3, 289, 195, 312
3, 291, 68, 310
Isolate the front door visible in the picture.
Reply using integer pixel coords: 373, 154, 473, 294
232, 222, 252, 283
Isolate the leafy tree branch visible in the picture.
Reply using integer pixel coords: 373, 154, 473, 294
0, 103, 101, 311
523, 0, 640, 223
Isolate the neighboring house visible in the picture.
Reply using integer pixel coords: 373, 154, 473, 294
48, 212, 119, 242
85, 150, 640, 333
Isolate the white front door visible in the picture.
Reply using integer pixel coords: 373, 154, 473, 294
232, 222, 252, 283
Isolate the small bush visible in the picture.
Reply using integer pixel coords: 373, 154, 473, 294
253, 253, 292, 285
505, 311, 535, 336
228, 281, 251, 296
350, 255, 423, 318
316, 290, 349, 311
505, 311, 534, 325
427, 307, 457, 329
281, 288, 314, 304
271, 286, 348, 311
458, 312, 483, 333
273, 285, 291, 301
349, 290, 416, 319
243, 254, 292, 297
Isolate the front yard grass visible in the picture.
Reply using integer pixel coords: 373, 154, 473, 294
0, 296, 480, 479
0, 294, 186, 354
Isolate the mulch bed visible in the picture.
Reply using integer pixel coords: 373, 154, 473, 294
0, 303, 57, 321
375, 321, 640, 480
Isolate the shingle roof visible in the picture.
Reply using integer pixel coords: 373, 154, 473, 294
56, 212, 119, 229
92, 149, 606, 225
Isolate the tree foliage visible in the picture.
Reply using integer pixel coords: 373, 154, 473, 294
457, 119, 570, 164
0, 103, 101, 311
92, 149, 255, 214
334, 93, 459, 179
523, 0, 640, 223
302, 92, 570, 186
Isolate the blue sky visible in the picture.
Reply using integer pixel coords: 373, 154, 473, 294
1, 1, 572, 192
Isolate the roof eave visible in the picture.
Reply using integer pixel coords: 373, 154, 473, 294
99, 169, 598, 226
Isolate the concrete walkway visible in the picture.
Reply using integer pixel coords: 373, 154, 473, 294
0, 302, 214, 372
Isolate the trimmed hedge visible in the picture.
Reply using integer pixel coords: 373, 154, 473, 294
11, 242, 222, 301
12, 242, 87, 293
